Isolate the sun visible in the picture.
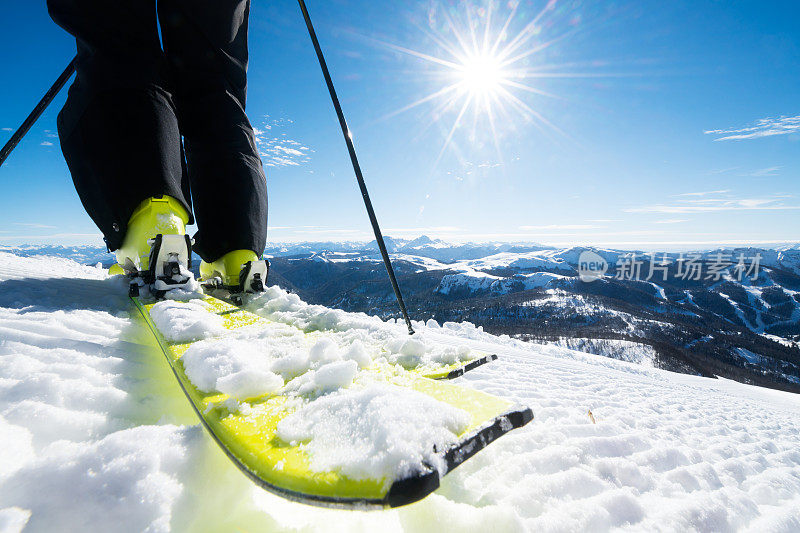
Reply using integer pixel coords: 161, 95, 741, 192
371, 0, 575, 167
456, 52, 507, 96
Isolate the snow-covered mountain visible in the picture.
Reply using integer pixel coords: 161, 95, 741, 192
0, 244, 113, 266
3, 240, 799, 391
1, 252, 800, 531
0, 239, 553, 266
257, 241, 800, 391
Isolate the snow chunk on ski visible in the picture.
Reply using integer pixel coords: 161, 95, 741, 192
148, 299, 225, 342
181, 339, 284, 400
246, 286, 477, 371
276, 384, 471, 481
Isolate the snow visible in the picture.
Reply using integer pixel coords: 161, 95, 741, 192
437, 270, 568, 295
244, 286, 478, 372
2, 251, 800, 532
308, 337, 341, 365
344, 340, 372, 368
307, 359, 359, 392
736, 347, 763, 365
181, 340, 283, 400
283, 359, 360, 396
437, 270, 503, 294
459, 250, 569, 271
542, 338, 657, 366
446, 246, 625, 273
148, 299, 225, 343
276, 384, 471, 481
1, 425, 198, 533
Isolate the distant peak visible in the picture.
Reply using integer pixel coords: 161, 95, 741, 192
406, 235, 435, 246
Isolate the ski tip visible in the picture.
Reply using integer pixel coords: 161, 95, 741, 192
385, 402, 532, 508
440, 404, 533, 477
510, 405, 535, 427
386, 468, 440, 508
444, 353, 499, 379
283, 404, 534, 510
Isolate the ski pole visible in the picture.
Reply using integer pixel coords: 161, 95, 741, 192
0, 57, 76, 168
297, 0, 415, 335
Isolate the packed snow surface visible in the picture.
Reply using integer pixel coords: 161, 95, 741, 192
2, 252, 800, 532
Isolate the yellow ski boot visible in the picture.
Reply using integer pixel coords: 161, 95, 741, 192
111, 196, 190, 275
200, 250, 269, 294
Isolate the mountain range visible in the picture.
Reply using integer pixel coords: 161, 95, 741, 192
4, 237, 799, 392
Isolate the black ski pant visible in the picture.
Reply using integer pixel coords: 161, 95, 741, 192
48, 0, 268, 262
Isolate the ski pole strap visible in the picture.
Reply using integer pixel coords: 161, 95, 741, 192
0, 57, 76, 168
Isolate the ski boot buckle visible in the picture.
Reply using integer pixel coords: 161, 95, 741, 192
145, 234, 194, 298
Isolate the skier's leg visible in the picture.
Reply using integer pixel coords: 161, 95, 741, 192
158, 0, 268, 264
47, 0, 192, 255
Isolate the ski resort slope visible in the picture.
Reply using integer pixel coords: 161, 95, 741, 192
1, 253, 800, 533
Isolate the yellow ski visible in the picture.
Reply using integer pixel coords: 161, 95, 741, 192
131, 293, 532, 508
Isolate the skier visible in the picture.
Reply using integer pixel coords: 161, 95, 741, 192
47, 0, 268, 291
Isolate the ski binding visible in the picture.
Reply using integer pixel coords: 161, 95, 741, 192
128, 234, 194, 298
239, 259, 270, 293
202, 259, 270, 304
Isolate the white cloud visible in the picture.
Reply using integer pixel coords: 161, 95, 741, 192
627, 196, 800, 214
627, 190, 800, 214
269, 225, 351, 231
1, 127, 12, 132
13, 223, 57, 229
0, 232, 101, 241
253, 118, 312, 168
293, 228, 363, 235
519, 224, 599, 230
385, 226, 461, 233
40, 141, 54, 146
674, 190, 729, 197
654, 219, 688, 224
750, 166, 781, 177
705, 114, 800, 141
707, 167, 739, 175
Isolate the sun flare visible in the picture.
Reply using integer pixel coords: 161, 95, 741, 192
375, 0, 580, 167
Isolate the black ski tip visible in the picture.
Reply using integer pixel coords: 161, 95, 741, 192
511, 406, 535, 427
387, 403, 533, 508
445, 354, 499, 379
386, 467, 440, 508
442, 405, 533, 475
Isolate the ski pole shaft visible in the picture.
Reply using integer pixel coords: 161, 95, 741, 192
0, 57, 76, 168
297, 0, 415, 335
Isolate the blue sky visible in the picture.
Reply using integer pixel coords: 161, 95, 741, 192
1, 0, 798, 249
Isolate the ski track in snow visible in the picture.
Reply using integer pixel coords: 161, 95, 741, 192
1, 252, 800, 532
